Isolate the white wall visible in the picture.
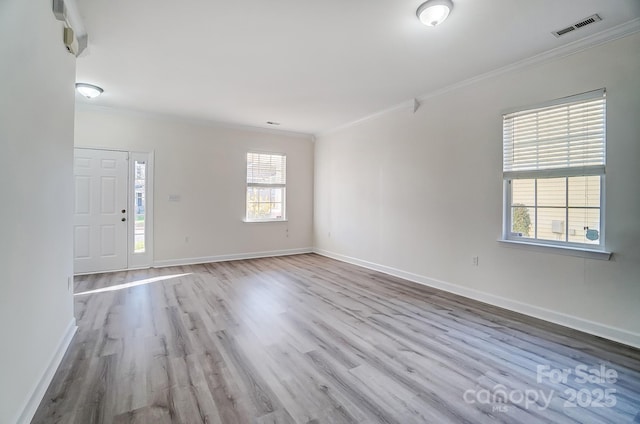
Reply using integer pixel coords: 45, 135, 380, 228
75, 107, 314, 265
314, 33, 640, 347
0, 0, 76, 423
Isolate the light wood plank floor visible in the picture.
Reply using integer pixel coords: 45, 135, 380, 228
33, 254, 640, 423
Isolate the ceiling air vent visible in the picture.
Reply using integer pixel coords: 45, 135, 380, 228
552, 14, 602, 38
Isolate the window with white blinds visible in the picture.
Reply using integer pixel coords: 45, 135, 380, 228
246, 152, 286, 221
502, 90, 606, 250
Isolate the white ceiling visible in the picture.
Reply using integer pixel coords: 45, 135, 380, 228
75, 0, 640, 135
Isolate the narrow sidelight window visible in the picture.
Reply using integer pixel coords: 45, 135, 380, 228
134, 160, 146, 252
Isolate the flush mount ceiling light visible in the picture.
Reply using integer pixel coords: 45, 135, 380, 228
417, 0, 453, 27
75, 83, 103, 98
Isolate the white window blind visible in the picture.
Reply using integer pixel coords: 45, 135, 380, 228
503, 89, 605, 179
247, 152, 286, 186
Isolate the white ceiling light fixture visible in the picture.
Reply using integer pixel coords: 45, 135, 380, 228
417, 0, 453, 27
75, 83, 103, 98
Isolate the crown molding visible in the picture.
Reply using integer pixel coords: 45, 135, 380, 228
316, 99, 417, 138
75, 103, 315, 142
317, 18, 640, 139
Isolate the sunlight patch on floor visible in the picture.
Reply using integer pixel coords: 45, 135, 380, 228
74, 273, 192, 296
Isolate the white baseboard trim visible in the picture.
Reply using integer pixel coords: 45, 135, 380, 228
313, 248, 640, 349
74, 265, 151, 276
15, 318, 77, 424
153, 247, 313, 268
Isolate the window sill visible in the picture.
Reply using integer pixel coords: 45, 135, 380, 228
498, 239, 612, 260
243, 219, 288, 223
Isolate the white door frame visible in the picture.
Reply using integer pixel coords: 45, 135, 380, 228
73, 147, 154, 274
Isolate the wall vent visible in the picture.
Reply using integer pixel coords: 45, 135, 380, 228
552, 14, 602, 38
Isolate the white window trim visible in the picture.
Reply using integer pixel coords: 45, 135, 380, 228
498, 239, 612, 260
501, 178, 611, 260
245, 151, 287, 223
502, 177, 607, 248
242, 218, 289, 223
500, 89, 611, 259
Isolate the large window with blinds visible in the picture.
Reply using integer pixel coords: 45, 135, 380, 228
246, 152, 286, 221
502, 89, 606, 249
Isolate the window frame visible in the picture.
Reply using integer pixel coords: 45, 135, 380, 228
245, 151, 287, 223
501, 90, 611, 258
502, 175, 606, 250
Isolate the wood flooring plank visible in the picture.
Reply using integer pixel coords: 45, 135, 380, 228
32, 254, 640, 424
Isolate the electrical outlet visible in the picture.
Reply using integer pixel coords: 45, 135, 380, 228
472, 256, 479, 266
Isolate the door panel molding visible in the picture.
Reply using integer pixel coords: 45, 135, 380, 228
73, 148, 128, 274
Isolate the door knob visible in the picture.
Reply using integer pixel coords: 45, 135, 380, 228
121, 218, 126, 222
121, 209, 126, 213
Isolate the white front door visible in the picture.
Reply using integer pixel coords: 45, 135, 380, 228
73, 148, 129, 274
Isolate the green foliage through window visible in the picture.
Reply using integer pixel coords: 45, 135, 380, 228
512, 203, 531, 237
